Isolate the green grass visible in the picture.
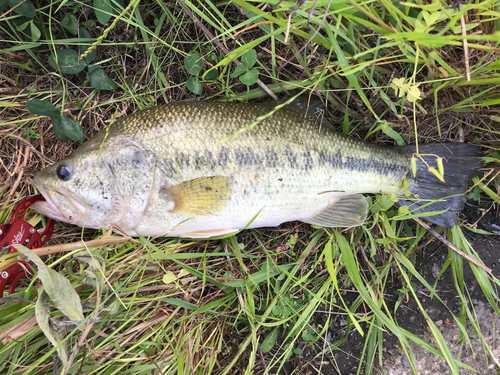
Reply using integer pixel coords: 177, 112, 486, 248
1, 0, 500, 374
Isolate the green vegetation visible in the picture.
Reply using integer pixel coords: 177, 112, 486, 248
1, 0, 500, 374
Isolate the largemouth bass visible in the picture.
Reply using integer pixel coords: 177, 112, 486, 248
32, 99, 482, 238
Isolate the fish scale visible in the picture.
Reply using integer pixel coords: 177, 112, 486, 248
32, 100, 482, 237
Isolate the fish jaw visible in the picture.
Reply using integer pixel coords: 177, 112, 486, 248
32, 173, 86, 225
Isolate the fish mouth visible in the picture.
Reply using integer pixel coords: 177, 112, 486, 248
32, 175, 86, 225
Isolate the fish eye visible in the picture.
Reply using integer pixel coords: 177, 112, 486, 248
56, 163, 72, 181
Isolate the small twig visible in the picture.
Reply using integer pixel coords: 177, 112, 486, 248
23, 234, 134, 258
305, 0, 320, 31
0, 297, 35, 313
284, 1, 305, 44
176, 0, 278, 100
0, 234, 134, 274
413, 218, 492, 274
0, 0, 27, 18
49, 317, 101, 327
0, 130, 52, 163
223, 241, 246, 314
275, 0, 331, 74
459, 4, 471, 82
257, 347, 269, 375
9, 147, 31, 199
233, 21, 273, 39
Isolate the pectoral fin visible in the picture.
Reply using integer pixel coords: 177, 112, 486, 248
302, 194, 368, 228
160, 176, 233, 216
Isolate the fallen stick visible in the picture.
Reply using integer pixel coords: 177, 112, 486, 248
413, 217, 492, 274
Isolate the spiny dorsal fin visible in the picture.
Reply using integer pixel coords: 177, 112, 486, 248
301, 194, 368, 228
160, 176, 233, 216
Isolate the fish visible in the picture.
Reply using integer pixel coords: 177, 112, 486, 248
31, 98, 483, 238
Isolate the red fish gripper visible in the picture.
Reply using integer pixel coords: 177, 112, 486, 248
0, 195, 54, 298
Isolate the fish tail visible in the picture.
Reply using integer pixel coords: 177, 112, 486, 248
398, 143, 483, 227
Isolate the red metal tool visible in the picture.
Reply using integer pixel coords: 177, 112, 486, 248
0, 195, 54, 298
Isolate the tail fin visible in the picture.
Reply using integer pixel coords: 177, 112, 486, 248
398, 143, 483, 227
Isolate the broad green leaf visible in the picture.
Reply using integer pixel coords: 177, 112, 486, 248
239, 67, 258, 86
60, 116, 84, 141
29, 21, 40, 42
0, 1, 8, 13
414, 19, 428, 33
52, 116, 84, 142
204, 68, 218, 81
35, 288, 69, 366
8, 0, 36, 18
452, 22, 479, 34
301, 328, 316, 341
380, 121, 405, 146
79, 27, 96, 64
48, 49, 86, 74
422, 10, 440, 27
61, 14, 78, 35
230, 64, 247, 78
51, 117, 70, 142
26, 99, 60, 118
398, 205, 410, 215
378, 198, 395, 211
184, 52, 203, 76
260, 328, 278, 353
94, 0, 113, 25
16, 20, 30, 32
186, 76, 203, 95
241, 49, 257, 69
14, 245, 84, 323
88, 65, 117, 91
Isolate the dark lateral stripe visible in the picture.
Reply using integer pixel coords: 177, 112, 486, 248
317, 151, 406, 175
169, 148, 406, 177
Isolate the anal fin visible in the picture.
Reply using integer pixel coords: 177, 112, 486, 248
182, 228, 239, 238
301, 194, 368, 228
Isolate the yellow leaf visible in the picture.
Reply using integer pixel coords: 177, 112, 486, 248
390, 77, 405, 89
179, 269, 190, 278
411, 156, 417, 177
407, 85, 422, 102
162, 271, 178, 284
428, 167, 445, 182
163, 269, 190, 284
436, 157, 444, 176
